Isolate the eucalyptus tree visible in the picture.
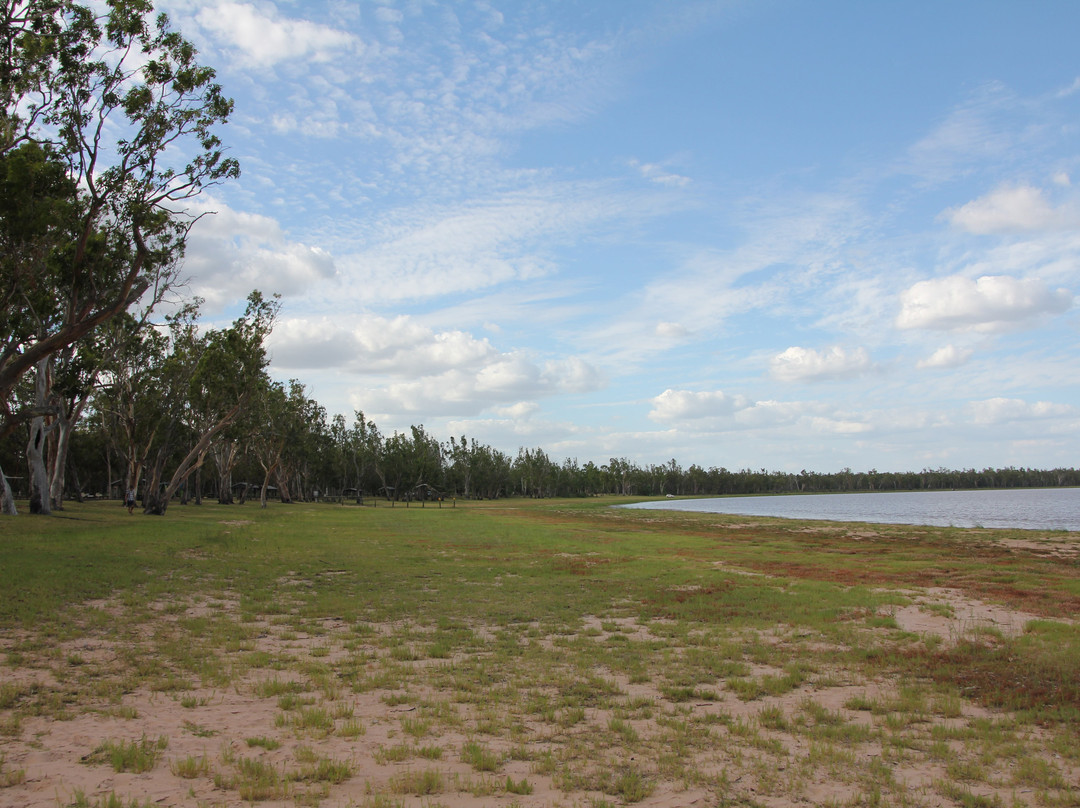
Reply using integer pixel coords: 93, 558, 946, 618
268, 382, 327, 503
376, 426, 443, 501
349, 410, 382, 498
92, 310, 169, 510
514, 447, 556, 498
42, 329, 106, 509
445, 435, 512, 499
248, 379, 319, 507
0, 0, 238, 514
133, 292, 276, 515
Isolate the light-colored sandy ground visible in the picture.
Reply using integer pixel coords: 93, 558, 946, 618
1, 586, 1077, 808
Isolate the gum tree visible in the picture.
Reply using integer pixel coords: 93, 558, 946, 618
139, 292, 278, 516
0, 0, 238, 513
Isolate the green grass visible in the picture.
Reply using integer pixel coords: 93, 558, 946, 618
0, 498, 1078, 808
84, 735, 168, 773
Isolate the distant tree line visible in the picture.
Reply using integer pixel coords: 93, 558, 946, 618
3, 2, 1078, 515
3, 387, 1080, 511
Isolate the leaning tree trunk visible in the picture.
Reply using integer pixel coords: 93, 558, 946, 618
274, 466, 293, 504
145, 403, 242, 516
259, 457, 281, 509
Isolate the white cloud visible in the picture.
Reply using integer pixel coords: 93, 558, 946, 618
181, 202, 337, 311
945, 185, 1076, 234
631, 160, 691, 188
734, 399, 809, 428
330, 183, 668, 304
905, 82, 1018, 181
896, 274, 1072, 332
268, 314, 604, 418
492, 402, 540, 419
648, 389, 745, 422
803, 416, 871, 435
967, 397, 1075, 425
655, 321, 691, 340
194, 1, 360, 68
769, 346, 872, 382
645, 391, 875, 441
354, 355, 604, 417
916, 344, 974, 369
268, 316, 495, 373
542, 357, 604, 394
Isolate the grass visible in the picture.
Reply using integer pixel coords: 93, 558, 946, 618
83, 735, 168, 773
0, 497, 1078, 807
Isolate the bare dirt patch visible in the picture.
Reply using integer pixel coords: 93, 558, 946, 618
891, 587, 1058, 645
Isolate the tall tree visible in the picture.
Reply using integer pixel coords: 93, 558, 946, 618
0, 0, 238, 513
140, 292, 277, 515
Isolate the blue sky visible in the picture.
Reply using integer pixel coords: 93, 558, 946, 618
160, 0, 1080, 472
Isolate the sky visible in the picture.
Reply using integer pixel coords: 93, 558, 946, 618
154, 0, 1080, 473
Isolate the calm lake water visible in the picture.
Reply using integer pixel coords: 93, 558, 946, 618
622, 488, 1080, 532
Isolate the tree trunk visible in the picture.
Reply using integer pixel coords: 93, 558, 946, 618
145, 402, 242, 515
214, 441, 238, 504
26, 359, 53, 515
0, 463, 16, 515
48, 394, 88, 510
274, 466, 292, 503
259, 458, 280, 508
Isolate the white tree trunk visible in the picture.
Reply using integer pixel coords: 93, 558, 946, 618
27, 359, 53, 515
0, 463, 16, 515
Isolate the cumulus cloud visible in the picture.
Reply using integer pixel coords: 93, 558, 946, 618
647, 390, 872, 438
268, 314, 604, 417
492, 402, 540, 419
967, 397, 1075, 425
733, 399, 808, 428
268, 316, 495, 373
769, 346, 872, 382
896, 274, 1072, 332
193, 1, 360, 68
917, 344, 974, 369
945, 185, 1076, 234
648, 389, 745, 422
181, 202, 337, 311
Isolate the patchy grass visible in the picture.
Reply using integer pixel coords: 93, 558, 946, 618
0, 498, 1077, 807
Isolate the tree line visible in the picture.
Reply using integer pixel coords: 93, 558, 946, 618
3, 2, 1078, 516
7, 371, 1080, 511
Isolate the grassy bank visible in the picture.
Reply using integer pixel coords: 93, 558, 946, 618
1, 498, 1078, 807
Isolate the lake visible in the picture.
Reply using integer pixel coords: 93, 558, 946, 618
621, 488, 1080, 532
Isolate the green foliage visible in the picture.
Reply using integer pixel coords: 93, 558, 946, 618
0, 0, 239, 445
